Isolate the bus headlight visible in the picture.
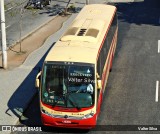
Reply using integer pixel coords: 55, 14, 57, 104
41, 108, 48, 114
41, 108, 46, 114
82, 111, 94, 119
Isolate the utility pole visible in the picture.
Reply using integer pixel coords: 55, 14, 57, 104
0, 0, 7, 69
86, 0, 89, 4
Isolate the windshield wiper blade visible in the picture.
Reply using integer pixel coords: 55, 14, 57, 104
51, 92, 81, 110
67, 96, 81, 110
52, 95, 64, 108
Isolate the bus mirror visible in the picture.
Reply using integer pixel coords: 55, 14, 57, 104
96, 73, 100, 79
97, 80, 102, 90
35, 71, 41, 88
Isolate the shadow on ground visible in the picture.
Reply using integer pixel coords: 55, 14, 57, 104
39, 3, 82, 17
7, 43, 54, 124
116, 0, 160, 26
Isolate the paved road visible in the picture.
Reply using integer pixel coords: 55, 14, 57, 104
12, 0, 160, 133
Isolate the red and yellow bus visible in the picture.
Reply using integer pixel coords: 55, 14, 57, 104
36, 4, 118, 129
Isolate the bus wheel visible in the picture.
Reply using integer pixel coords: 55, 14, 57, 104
109, 55, 113, 72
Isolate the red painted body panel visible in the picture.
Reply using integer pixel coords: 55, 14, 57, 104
41, 113, 97, 129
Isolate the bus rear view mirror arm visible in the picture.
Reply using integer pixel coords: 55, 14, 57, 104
97, 80, 102, 90
35, 71, 41, 88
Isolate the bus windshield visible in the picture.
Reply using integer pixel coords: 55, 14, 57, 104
41, 63, 95, 109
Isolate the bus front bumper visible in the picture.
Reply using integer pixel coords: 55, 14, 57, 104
41, 113, 97, 129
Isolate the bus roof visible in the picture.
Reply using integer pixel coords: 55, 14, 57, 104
45, 4, 116, 64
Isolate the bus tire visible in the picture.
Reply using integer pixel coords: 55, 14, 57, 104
109, 55, 113, 72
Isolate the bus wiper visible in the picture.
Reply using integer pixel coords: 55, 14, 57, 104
52, 95, 64, 108
51, 94, 81, 110
67, 96, 81, 110
52, 101, 58, 108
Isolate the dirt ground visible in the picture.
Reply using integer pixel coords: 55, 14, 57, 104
0, 15, 70, 69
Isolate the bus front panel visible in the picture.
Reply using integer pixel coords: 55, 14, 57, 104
40, 62, 97, 129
